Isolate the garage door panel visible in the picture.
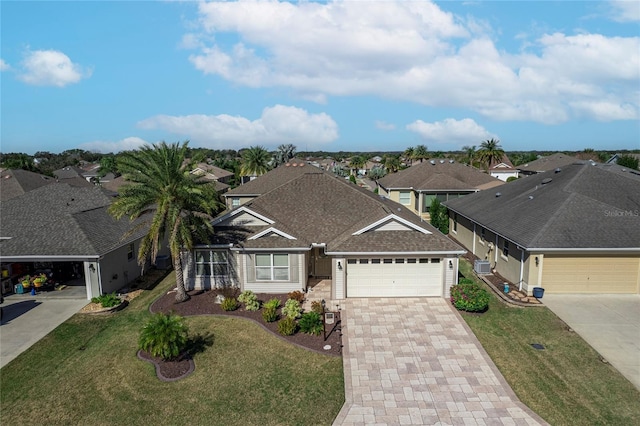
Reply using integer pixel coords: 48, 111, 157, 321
542, 256, 639, 294
347, 259, 443, 297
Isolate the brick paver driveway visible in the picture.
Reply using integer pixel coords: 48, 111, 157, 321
333, 298, 547, 425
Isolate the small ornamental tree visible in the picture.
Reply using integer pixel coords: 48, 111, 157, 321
139, 312, 189, 361
429, 198, 449, 234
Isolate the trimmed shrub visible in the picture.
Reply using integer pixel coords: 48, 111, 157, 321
299, 311, 323, 336
278, 317, 297, 336
91, 292, 121, 308
310, 300, 324, 315
287, 290, 305, 303
220, 286, 239, 300
264, 298, 281, 310
139, 312, 189, 361
450, 281, 490, 312
282, 298, 302, 319
221, 297, 239, 311
458, 278, 474, 285
262, 306, 278, 323
238, 290, 260, 311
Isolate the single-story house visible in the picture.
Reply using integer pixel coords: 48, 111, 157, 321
606, 153, 640, 170
185, 163, 465, 299
1, 169, 57, 201
377, 159, 503, 221
444, 162, 640, 295
488, 154, 519, 182
0, 181, 166, 299
518, 153, 586, 176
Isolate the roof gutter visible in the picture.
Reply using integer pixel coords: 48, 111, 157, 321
528, 247, 640, 253
0, 255, 101, 261
325, 250, 467, 256
231, 247, 310, 252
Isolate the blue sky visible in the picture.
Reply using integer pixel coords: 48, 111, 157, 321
1, 1, 639, 155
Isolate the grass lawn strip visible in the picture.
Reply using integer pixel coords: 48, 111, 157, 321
0, 272, 344, 426
458, 258, 640, 425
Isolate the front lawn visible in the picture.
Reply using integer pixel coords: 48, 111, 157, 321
458, 259, 640, 425
0, 273, 344, 426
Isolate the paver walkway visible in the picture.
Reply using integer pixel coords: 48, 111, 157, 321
333, 298, 547, 425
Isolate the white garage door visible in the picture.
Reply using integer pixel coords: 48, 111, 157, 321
542, 255, 640, 294
346, 257, 443, 297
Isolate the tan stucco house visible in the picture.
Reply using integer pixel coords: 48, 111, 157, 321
185, 162, 465, 299
444, 163, 640, 295
377, 159, 503, 221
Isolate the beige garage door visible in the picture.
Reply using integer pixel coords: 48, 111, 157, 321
346, 257, 443, 297
542, 255, 640, 293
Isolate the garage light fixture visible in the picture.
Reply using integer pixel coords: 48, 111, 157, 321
337, 261, 343, 271
448, 260, 453, 269
89, 263, 96, 273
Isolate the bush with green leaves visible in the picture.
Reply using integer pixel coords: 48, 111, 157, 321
264, 298, 281, 310
310, 300, 324, 315
450, 280, 490, 312
90, 292, 122, 308
298, 311, 323, 336
282, 298, 302, 319
278, 317, 297, 336
139, 312, 189, 361
238, 290, 260, 311
221, 297, 239, 311
287, 290, 305, 303
262, 306, 278, 323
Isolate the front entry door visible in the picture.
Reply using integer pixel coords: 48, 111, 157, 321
311, 248, 331, 278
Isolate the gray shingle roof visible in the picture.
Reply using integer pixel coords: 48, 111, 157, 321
518, 153, 584, 173
0, 169, 56, 201
378, 160, 503, 191
225, 162, 321, 196
444, 163, 640, 249
223, 170, 462, 254
0, 183, 146, 258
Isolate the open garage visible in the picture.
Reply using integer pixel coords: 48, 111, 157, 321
345, 257, 444, 298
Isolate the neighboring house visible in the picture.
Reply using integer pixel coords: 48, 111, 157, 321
444, 163, 640, 295
488, 154, 519, 182
607, 153, 640, 170
223, 162, 317, 209
518, 153, 585, 176
0, 183, 167, 300
377, 159, 503, 221
185, 164, 465, 299
190, 163, 234, 194
0, 169, 57, 201
53, 166, 107, 187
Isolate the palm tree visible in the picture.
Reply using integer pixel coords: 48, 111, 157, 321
382, 155, 401, 173
414, 145, 429, 163
349, 155, 366, 176
109, 141, 223, 302
461, 145, 476, 165
477, 139, 505, 170
403, 147, 415, 166
273, 144, 297, 167
240, 145, 271, 179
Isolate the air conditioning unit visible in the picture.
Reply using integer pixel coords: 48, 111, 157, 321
155, 255, 171, 270
474, 260, 491, 274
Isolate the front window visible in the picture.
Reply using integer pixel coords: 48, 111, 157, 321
503, 241, 509, 258
453, 213, 458, 232
196, 250, 229, 276
232, 197, 240, 207
399, 191, 411, 205
256, 253, 289, 281
127, 243, 134, 261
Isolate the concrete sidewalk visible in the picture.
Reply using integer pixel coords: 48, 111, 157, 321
334, 298, 547, 425
542, 294, 640, 390
1, 296, 87, 368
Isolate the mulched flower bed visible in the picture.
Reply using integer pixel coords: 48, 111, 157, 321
137, 350, 195, 381
150, 289, 343, 357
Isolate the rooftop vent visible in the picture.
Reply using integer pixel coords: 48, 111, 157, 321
430, 160, 436, 165
285, 163, 290, 167
554, 168, 561, 173
529, 195, 534, 200
439, 159, 445, 164
495, 192, 502, 197
449, 159, 454, 163
292, 163, 297, 167
541, 178, 552, 184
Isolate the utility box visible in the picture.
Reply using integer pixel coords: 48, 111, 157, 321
474, 260, 491, 274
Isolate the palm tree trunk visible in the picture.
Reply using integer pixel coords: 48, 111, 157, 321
173, 250, 190, 303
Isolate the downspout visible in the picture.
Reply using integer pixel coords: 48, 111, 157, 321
519, 249, 525, 291
472, 222, 476, 255
494, 234, 499, 266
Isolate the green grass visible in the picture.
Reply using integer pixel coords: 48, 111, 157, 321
457, 258, 640, 425
0, 273, 344, 426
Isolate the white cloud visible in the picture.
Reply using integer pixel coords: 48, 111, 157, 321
375, 121, 396, 131
19, 49, 90, 87
406, 118, 495, 145
137, 105, 339, 150
185, 1, 639, 124
79, 137, 149, 154
608, 1, 640, 22
0, 59, 9, 71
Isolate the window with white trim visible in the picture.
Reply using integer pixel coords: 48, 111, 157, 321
502, 241, 509, 258
399, 191, 411, 205
196, 250, 229, 277
231, 197, 240, 207
453, 213, 458, 233
127, 243, 134, 261
255, 253, 289, 281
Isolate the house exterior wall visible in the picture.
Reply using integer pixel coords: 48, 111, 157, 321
449, 215, 475, 255
387, 189, 418, 215
225, 195, 256, 210
241, 252, 306, 293
444, 257, 458, 298
333, 258, 346, 299
490, 171, 519, 182
99, 239, 147, 295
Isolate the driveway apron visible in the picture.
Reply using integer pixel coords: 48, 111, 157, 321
334, 298, 547, 426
